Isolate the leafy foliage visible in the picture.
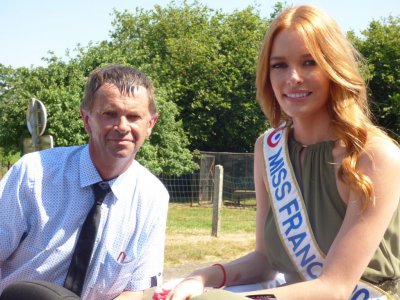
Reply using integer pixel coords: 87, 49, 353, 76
0, 44, 196, 175
109, 1, 269, 151
354, 16, 400, 140
1, 1, 400, 175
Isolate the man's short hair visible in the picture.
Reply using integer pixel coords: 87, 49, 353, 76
81, 65, 157, 115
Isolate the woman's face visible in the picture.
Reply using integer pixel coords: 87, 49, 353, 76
269, 29, 331, 122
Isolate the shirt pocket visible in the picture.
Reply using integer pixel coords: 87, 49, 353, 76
96, 250, 137, 297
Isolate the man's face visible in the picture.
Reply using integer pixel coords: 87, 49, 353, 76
81, 83, 158, 168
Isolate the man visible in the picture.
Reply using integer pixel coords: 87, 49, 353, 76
0, 65, 169, 300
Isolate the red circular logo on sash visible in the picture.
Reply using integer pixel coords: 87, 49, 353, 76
267, 128, 283, 147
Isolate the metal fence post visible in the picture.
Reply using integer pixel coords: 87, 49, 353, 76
212, 165, 223, 237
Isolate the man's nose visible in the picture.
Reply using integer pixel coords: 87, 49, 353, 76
115, 116, 129, 132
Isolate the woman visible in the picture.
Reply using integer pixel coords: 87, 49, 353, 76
167, 5, 400, 300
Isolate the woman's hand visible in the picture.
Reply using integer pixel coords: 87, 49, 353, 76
166, 277, 205, 300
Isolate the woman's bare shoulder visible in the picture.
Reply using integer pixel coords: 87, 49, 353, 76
364, 134, 400, 164
359, 135, 400, 176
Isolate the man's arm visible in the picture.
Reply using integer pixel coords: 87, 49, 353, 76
114, 290, 143, 300
0, 160, 28, 262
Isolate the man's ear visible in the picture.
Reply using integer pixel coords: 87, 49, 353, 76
80, 107, 91, 135
146, 114, 159, 137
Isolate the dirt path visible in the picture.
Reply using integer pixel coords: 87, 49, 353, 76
162, 232, 254, 282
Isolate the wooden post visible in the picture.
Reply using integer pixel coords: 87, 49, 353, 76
212, 165, 223, 237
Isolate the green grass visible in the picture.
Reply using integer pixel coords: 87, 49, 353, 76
165, 203, 256, 265
167, 203, 256, 233
167, 204, 213, 232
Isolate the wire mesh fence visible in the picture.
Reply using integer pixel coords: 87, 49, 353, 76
159, 151, 256, 207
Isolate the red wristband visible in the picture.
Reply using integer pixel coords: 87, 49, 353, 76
212, 263, 227, 288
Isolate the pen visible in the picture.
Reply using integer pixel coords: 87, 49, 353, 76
117, 251, 126, 263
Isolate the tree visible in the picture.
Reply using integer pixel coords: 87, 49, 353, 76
0, 65, 36, 155
0, 59, 87, 154
138, 87, 198, 175
4, 0, 398, 174
354, 16, 400, 140
0, 48, 197, 175
109, 1, 269, 152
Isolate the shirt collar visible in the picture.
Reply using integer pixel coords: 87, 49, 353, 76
79, 145, 139, 201
79, 145, 103, 188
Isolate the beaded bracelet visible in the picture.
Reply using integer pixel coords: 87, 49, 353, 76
212, 263, 227, 288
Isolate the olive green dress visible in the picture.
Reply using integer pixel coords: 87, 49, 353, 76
194, 136, 399, 299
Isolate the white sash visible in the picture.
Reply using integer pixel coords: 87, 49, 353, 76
262, 125, 391, 300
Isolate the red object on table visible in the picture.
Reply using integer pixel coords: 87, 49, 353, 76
152, 289, 171, 300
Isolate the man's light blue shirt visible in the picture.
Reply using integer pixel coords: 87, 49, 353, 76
0, 145, 169, 299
